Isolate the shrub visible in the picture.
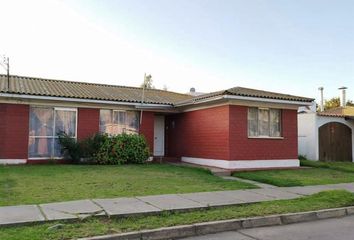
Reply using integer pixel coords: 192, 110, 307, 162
58, 132, 106, 164
95, 133, 150, 165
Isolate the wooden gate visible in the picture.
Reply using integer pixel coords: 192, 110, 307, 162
319, 122, 352, 162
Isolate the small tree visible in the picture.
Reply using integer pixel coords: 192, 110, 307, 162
322, 97, 354, 111
140, 74, 154, 89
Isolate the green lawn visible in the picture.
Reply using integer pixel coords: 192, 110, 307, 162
233, 167, 354, 187
0, 190, 353, 240
301, 159, 354, 173
0, 164, 255, 206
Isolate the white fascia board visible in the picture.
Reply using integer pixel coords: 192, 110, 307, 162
175, 95, 314, 107
0, 93, 173, 109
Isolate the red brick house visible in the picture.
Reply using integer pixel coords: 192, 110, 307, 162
0, 75, 313, 170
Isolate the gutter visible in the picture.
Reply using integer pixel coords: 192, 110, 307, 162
175, 95, 314, 107
0, 93, 174, 109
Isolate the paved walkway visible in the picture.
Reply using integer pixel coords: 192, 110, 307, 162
1, 182, 354, 226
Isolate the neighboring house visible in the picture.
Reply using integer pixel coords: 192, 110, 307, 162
0, 75, 313, 169
298, 88, 354, 162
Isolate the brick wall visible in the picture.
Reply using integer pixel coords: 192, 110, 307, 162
166, 105, 230, 160
139, 111, 155, 153
0, 103, 29, 159
229, 105, 298, 160
77, 108, 100, 140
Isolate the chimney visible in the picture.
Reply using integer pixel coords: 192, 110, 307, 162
318, 87, 324, 112
339, 87, 347, 107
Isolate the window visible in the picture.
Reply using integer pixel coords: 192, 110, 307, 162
28, 107, 77, 158
99, 109, 139, 135
248, 107, 281, 137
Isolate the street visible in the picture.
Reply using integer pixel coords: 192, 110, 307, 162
182, 215, 354, 240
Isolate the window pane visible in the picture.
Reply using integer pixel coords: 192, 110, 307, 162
55, 110, 76, 137
113, 111, 126, 134
270, 109, 281, 137
28, 137, 53, 158
126, 111, 140, 134
53, 138, 63, 157
99, 110, 112, 134
248, 108, 258, 136
29, 107, 54, 136
258, 109, 269, 136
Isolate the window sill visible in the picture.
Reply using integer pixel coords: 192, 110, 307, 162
248, 136, 284, 140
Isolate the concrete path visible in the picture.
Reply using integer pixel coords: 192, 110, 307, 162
1, 182, 354, 226
181, 214, 354, 240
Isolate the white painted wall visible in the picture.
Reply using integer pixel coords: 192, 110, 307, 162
298, 113, 354, 162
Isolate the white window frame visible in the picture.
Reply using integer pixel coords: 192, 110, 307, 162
28, 106, 78, 160
247, 107, 283, 139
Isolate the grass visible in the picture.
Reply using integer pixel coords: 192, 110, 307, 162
0, 190, 353, 240
0, 163, 255, 206
301, 159, 354, 173
233, 167, 354, 187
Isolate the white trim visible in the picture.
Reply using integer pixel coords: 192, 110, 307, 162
181, 157, 299, 170
0, 93, 173, 109
0, 159, 27, 165
176, 95, 313, 107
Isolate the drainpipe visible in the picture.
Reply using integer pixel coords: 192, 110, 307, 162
339, 87, 347, 107
318, 87, 324, 112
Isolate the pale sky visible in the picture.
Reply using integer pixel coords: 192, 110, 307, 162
0, 0, 353, 102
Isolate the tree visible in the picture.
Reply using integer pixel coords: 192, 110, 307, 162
322, 97, 354, 111
140, 74, 154, 89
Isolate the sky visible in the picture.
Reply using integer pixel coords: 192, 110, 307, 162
0, 0, 353, 102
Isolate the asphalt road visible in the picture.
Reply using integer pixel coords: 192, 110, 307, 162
182, 215, 354, 240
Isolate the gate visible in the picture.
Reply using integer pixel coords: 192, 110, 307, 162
319, 122, 352, 162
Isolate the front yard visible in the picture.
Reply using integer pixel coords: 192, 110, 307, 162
0, 163, 255, 206
233, 160, 354, 187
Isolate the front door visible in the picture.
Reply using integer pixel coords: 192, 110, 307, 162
153, 115, 165, 156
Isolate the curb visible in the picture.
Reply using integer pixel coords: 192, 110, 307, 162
79, 206, 354, 240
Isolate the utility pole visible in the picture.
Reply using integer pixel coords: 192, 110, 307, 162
140, 73, 147, 125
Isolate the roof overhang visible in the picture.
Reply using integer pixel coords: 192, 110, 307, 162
0, 93, 174, 110
175, 94, 313, 107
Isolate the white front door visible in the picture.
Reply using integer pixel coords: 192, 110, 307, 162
153, 115, 165, 156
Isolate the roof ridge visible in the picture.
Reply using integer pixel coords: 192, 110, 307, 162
0, 74, 190, 97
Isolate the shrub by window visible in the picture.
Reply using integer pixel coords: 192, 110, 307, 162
248, 107, 281, 137
100, 110, 139, 135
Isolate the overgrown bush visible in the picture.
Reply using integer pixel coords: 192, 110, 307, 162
94, 133, 150, 165
58, 132, 150, 165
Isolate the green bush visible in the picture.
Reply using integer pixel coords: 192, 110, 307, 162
58, 132, 106, 164
58, 132, 150, 165
94, 133, 150, 165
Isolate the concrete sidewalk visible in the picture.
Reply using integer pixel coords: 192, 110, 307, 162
1, 182, 354, 226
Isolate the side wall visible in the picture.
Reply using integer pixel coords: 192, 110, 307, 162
229, 106, 298, 160
0, 103, 29, 163
166, 105, 230, 160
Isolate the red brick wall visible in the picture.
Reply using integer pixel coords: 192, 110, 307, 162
166, 106, 230, 160
77, 108, 100, 140
139, 111, 155, 153
229, 105, 298, 160
0, 103, 29, 159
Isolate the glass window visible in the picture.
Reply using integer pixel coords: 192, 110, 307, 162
248, 107, 281, 137
28, 107, 77, 158
99, 109, 139, 135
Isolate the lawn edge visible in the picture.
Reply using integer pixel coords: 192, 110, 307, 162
79, 206, 354, 240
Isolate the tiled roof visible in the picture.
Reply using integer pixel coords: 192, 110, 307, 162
318, 106, 354, 117
0, 75, 314, 106
0, 75, 192, 105
176, 87, 314, 105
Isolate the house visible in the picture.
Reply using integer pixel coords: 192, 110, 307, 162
298, 87, 354, 162
0, 75, 313, 169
